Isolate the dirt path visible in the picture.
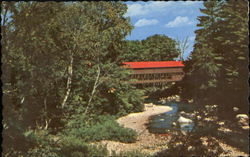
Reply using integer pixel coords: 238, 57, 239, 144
95, 104, 173, 155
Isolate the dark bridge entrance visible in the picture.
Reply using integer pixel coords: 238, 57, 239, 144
123, 61, 185, 87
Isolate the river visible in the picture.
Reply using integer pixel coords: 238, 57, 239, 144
147, 101, 249, 153
147, 101, 197, 134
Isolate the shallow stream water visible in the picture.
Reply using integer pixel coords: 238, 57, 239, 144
147, 101, 249, 153
147, 102, 197, 134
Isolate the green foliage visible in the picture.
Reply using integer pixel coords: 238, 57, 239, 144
63, 114, 137, 143
121, 34, 180, 61
142, 34, 180, 61
2, 1, 144, 156
79, 66, 145, 116
22, 129, 109, 157
59, 136, 108, 157
180, 1, 248, 113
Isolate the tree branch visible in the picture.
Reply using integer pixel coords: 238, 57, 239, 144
84, 64, 101, 114
61, 52, 73, 108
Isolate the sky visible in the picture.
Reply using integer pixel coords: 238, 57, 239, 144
124, 1, 204, 59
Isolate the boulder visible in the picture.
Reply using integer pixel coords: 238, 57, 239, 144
176, 97, 181, 102
172, 122, 177, 126
180, 111, 195, 119
218, 121, 225, 126
180, 111, 186, 115
242, 126, 249, 130
160, 100, 166, 104
188, 99, 194, 103
196, 115, 201, 120
236, 114, 249, 128
177, 116, 193, 124
145, 103, 154, 107
236, 114, 249, 119
233, 107, 239, 112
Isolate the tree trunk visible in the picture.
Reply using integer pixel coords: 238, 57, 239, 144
84, 65, 101, 114
61, 53, 73, 108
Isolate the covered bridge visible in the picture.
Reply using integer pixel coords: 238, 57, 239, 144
123, 61, 185, 87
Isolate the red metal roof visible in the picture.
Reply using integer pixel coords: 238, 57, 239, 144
123, 61, 184, 69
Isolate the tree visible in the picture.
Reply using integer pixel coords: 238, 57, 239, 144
121, 34, 180, 61
120, 40, 145, 62
176, 36, 189, 61
142, 34, 180, 61
180, 1, 223, 105
214, 0, 249, 112
2, 2, 145, 156
180, 0, 248, 114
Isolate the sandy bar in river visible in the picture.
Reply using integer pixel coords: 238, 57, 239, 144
117, 105, 173, 134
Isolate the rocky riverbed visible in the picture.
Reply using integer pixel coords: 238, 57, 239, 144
93, 101, 249, 156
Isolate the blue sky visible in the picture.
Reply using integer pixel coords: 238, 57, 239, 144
124, 1, 204, 59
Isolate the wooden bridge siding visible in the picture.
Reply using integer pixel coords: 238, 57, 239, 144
131, 67, 183, 74
129, 67, 184, 84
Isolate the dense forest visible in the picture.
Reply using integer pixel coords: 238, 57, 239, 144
180, 0, 248, 114
1, 1, 248, 156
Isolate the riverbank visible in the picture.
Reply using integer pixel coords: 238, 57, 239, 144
117, 104, 173, 134
93, 101, 248, 156
93, 104, 173, 155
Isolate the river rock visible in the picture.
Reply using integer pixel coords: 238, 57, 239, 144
196, 115, 201, 120
236, 114, 248, 119
218, 121, 225, 126
180, 111, 186, 115
188, 99, 194, 103
176, 97, 181, 102
145, 103, 154, 107
177, 116, 193, 124
236, 114, 249, 128
233, 107, 239, 112
180, 111, 195, 119
242, 126, 249, 130
160, 99, 167, 104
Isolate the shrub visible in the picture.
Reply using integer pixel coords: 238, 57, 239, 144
20, 129, 109, 157
63, 114, 137, 143
59, 135, 108, 157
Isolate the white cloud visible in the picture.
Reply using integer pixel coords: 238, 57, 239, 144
125, 1, 174, 17
181, 1, 203, 6
125, 3, 149, 17
165, 16, 193, 28
125, 1, 202, 17
134, 18, 159, 27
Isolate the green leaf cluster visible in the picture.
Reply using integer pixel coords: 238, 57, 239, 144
180, 0, 248, 113
2, 1, 144, 156
121, 34, 180, 61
